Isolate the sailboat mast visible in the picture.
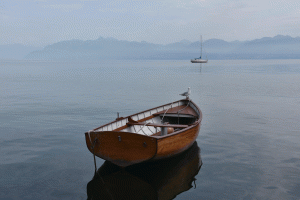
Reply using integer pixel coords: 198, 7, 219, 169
200, 35, 202, 58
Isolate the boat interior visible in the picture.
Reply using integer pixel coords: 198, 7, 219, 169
93, 100, 200, 137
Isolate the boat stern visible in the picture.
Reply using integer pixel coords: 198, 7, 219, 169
85, 131, 157, 167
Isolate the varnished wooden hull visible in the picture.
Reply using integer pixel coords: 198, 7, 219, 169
85, 99, 202, 167
87, 142, 202, 200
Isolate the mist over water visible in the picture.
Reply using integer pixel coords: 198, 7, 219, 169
1, 59, 300, 199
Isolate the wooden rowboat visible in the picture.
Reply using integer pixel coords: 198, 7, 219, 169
85, 99, 202, 167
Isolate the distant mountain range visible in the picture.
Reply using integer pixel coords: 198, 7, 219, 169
2, 35, 300, 60
0, 44, 42, 60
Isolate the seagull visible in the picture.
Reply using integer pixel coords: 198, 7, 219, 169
179, 87, 191, 99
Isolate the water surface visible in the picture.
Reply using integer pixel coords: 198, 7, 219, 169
0, 59, 300, 199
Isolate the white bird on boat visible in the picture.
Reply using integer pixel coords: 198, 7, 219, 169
179, 87, 191, 99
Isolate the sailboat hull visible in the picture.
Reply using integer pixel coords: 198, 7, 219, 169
191, 59, 208, 63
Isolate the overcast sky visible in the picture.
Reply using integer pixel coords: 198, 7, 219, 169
1, 0, 300, 46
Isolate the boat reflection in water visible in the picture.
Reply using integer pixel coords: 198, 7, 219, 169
87, 141, 202, 200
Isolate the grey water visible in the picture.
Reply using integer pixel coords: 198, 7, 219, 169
0, 59, 300, 199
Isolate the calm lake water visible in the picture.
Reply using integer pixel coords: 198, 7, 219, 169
1, 59, 300, 199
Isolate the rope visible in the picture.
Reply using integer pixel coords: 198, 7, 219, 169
177, 99, 191, 124
161, 101, 176, 123
87, 130, 93, 146
88, 130, 98, 175
146, 125, 155, 135
136, 122, 150, 136
92, 139, 98, 175
99, 175, 115, 200
88, 131, 113, 200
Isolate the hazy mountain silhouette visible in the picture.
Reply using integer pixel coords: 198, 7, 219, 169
4, 35, 300, 60
0, 44, 42, 60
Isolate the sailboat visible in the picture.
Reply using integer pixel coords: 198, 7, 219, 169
191, 35, 208, 63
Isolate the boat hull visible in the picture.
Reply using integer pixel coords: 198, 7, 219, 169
85, 123, 200, 167
191, 59, 208, 63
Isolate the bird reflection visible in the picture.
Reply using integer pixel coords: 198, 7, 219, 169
87, 142, 202, 200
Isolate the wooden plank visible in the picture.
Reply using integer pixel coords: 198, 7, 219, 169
113, 115, 156, 131
126, 122, 189, 128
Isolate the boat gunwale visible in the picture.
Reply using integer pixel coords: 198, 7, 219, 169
87, 99, 202, 139
90, 99, 186, 131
